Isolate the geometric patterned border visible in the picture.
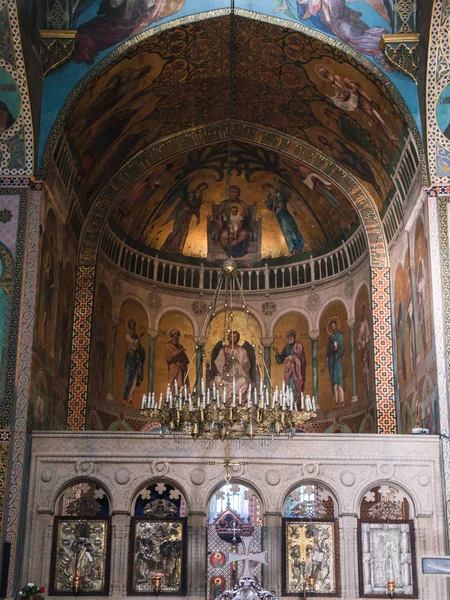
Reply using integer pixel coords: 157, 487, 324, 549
371, 266, 396, 434
5, 188, 41, 595
0, 1, 34, 174
67, 265, 95, 430
428, 193, 450, 545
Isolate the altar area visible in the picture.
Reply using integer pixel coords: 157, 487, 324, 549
22, 431, 445, 600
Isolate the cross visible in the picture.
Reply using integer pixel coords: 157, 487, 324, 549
422, 557, 450, 575
208, 442, 248, 484
227, 536, 267, 578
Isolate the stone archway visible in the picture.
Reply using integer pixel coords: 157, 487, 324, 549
67, 123, 396, 434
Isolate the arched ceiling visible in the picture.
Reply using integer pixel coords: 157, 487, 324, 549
63, 14, 412, 218
110, 140, 360, 262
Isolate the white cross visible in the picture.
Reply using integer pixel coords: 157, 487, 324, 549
227, 536, 267, 578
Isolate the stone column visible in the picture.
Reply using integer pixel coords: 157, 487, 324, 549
187, 511, 207, 598
339, 515, 359, 598
308, 330, 319, 408
110, 512, 130, 599
263, 512, 282, 596
147, 329, 159, 395
260, 337, 273, 390
106, 317, 119, 401
347, 317, 358, 403
414, 516, 447, 599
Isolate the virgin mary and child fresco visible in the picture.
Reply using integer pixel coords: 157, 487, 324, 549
213, 186, 253, 258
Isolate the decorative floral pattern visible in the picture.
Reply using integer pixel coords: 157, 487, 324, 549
147, 291, 162, 310
262, 301, 276, 316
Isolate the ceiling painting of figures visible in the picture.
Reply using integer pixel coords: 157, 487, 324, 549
60, 15, 412, 215
110, 141, 359, 262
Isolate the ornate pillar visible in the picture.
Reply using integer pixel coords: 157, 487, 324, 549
263, 512, 282, 596
147, 329, 159, 395
260, 337, 273, 389
106, 317, 119, 402
187, 512, 206, 597
308, 330, 319, 408
110, 513, 130, 598
347, 318, 358, 402
339, 516, 359, 598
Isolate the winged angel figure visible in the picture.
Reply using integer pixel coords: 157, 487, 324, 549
139, 177, 209, 254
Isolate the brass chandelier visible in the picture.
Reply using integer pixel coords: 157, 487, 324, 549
140, 0, 316, 439
141, 261, 316, 439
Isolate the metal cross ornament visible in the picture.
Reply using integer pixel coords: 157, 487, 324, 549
209, 442, 248, 484
227, 536, 267, 578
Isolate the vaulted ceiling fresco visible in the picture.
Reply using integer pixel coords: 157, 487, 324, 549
110, 141, 359, 262
39, 2, 420, 162
62, 15, 411, 214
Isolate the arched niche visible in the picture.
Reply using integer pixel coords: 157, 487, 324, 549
272, 312, 312, 399
130, 480, 187, 595
133, 481, 187, 518
88, 281, 113, 413
206, 481, 264, 594
317, 300, 350, 411
50, 480, 111, 596
204, 310, 263, 390
154, 312, 196, 397
113, 298, 149, 409
282, 482, 338, 596
358, 483, 417, 596
56, 479, 110, 516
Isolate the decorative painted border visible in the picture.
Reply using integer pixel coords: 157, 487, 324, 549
5, 187, 40, 594
38, 8, 426, 183
0, 443, 8, 537
426, 0, 450, 183
435, 194, 450, 543
0, 188, 27, 429
0, 1, 34, 175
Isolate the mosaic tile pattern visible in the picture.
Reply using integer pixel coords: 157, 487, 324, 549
67, 265, 95, 430
5, 187, 40, 595
371, 266, 396, 434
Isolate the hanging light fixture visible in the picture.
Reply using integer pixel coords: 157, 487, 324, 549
140, 0, 316, 439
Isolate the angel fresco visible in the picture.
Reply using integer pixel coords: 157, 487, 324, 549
72, 0, 185, 65
261, 182, 306, 254
140, 179, 209, 254
316, 65, 399, 147
273, 0, 392, 71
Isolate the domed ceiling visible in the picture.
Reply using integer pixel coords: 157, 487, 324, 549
63, 14, 412, 221
111, 141, 359, 262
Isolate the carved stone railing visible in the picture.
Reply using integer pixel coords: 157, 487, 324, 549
100, 225, 368, 292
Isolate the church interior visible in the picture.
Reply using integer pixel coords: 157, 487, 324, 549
2, 0, 450, 598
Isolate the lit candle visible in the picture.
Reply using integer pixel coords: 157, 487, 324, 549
254, 386, 257, 405
265, 388, 269, 406
201, 377, 205, 395
184, 384, 187, 399
271, 392, 275, 409
312, 396, 316, 411
301, 393, 304, 410
232, 393, 236, 408
282, 393, 285, 410
213, 383, 216, 400
166, 384, 170, 402
207, 388, 210, 405
189, 394, 192, 411
239, 390, 242, 405
141, 394, 146, 410
223, 388, 226, 405
174, 380, 178, 396
306, 395, 311, 411
282, 381, 285, 395
260, 379, 263, 395
275, 386, 279, 405
159, 393, 162, 408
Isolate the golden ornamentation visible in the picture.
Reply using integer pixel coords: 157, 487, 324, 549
39, 30, 76, 79
141, 402, 315, 440
381, 34, 419, 83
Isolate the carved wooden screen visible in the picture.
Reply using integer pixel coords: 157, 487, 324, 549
358, 485, 417, 598
282, 484, 339, 596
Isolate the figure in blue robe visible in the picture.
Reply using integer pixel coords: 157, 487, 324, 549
326, 319, 345, 405
262, 182, 306, 254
